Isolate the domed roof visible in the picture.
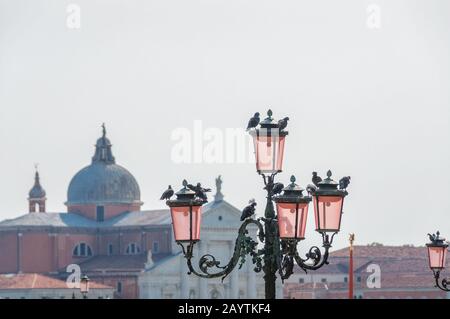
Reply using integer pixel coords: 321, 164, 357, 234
29, 171, 46, 199
66, 124, 142, 206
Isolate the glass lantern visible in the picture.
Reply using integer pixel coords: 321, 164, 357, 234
427, 232, 448, 270
274, 176, 311, 240
310, 170, 347, 233
80, 274, 90, 295
249, 110, 288, 175
166, 180, 206, 242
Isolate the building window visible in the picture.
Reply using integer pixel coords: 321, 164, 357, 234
108, 244, 113, 255
299, 278, 304, 284
321, 278, 327, 283
344, 277, 348, 283
357, 276, 362, 282
73, 243, 93, 257
96, 206, 105, 222
117, 282, 122, 294
152, 241, 159, 254
125, 242, 140, 255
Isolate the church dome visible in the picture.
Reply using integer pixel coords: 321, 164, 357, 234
66, 125, 142, 206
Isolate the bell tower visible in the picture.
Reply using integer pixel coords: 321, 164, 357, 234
28, 166, 46, 213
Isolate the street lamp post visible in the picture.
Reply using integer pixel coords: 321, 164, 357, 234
164, 110, 351, 299
426, 231, 450, 291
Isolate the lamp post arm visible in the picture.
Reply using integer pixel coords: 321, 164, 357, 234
180, 218, 265, 281
295, 232, 336, 271
277, 232, 336, 280
433, 269, 450, 292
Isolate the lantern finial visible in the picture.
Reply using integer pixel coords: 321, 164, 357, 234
327, 170, 332, 178
267, 109, 273, 118
182, 179, 188, 188
290, 175, 296, 185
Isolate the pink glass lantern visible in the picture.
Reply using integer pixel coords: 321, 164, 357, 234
427, 232, 448, 270
250, 110, 288, 175
310, 170, 347, 233
166, 180, 206, 242
274, 176, 311, 240
80, 275, 90, 295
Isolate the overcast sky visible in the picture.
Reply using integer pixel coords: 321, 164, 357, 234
0, 0, 449, 250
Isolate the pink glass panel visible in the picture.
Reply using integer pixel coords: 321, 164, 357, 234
253, 134, 286, 174
80, 280, 89, 293
170, 205, 202, 241
313, 196, 343, 232
428, 246, 447, 269
277, 202, 309, 239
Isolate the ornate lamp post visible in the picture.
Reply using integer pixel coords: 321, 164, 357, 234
80, 275, 90, 299
426, 231, 449, 291
163, 110, 351, 299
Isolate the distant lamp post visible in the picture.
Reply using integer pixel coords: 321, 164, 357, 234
163, 110, 351, 299
80, 275, 90, 299
426, 231, 449, 291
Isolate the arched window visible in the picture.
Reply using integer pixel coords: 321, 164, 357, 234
125, 242, 140, 255
73, 243, 93, 257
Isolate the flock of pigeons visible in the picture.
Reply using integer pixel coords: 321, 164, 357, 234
159, 112, 351, 222
159, 172, 351, 222
246, 112, 290, 132
159, 183, 211, 202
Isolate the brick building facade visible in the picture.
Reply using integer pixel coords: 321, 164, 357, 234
0, 127, 175, 298
283, 245, 449, 299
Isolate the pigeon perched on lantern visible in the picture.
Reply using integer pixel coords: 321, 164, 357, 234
246, 112, 260, 131
160, 185, 174, 200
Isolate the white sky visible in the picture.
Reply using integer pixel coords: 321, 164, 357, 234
0, 0, 449, 251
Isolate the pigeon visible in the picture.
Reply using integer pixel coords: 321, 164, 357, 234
160, 185, 174, 200
278, 117, 289, 131
246, 112, 260, 131
428, 232, 444, 242
187, 183, 211, 201
240, 200, 257, 221
272, 182, 284, 195
306, 184, 317, 194
312, 172, 322, 187
428, 233, 437, 242
339, 176, 351, 190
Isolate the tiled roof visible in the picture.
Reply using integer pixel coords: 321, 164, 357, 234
0, 198, 238, 229
331, 245, 427, 259
295, 245, 435, 275
0, 210, 171, 229
77, 253, 173, 272
0, 273, 111, 289
102, 210, 171, 227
